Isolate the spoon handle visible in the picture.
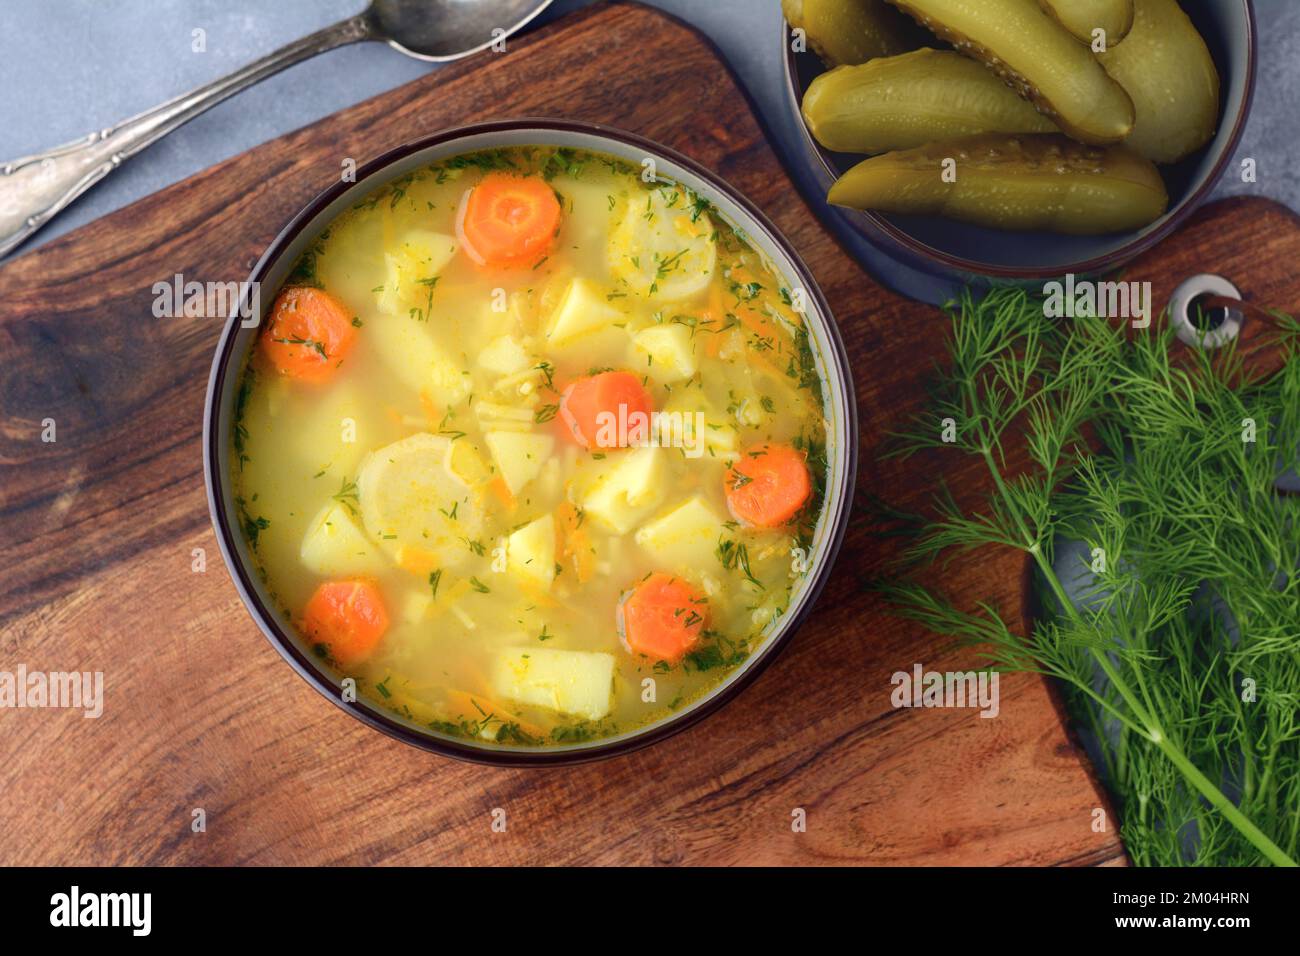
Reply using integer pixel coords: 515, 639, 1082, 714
0, 12, 372, 260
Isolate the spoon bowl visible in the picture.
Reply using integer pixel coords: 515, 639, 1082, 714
370, 0, 553, 62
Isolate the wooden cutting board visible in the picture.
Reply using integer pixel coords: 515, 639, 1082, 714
2, 0, 1296, 866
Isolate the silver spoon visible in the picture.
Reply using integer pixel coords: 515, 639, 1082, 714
0, 0, 552, 259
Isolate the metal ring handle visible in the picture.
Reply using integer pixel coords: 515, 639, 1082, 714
1169, 274, 1243, 349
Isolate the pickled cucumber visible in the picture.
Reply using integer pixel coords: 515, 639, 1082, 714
802, 48, 1057, 155
783, 0, 928, 67
884, 0, 1135, 145
827, 134, 1168, 234
1099, 0, 1219, 164
1038, 0, 1133, 47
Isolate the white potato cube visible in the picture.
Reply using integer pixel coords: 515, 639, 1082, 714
632, 323, 698, 382
485, 430, 555, 497
367, 311, 471, 405
479, 335, 531, 376
574, 447, 666, 534
635, 496, 727, 572
507, 514, 556, 591
490, 647, 615, 720
299, 502, 386, 576
546, 277, 623, 346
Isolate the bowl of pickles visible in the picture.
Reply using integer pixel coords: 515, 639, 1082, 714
783, 0, 1257, 280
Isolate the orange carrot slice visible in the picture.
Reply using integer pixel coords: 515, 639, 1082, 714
619, 572, 708, 664
260, 287, 356, 382
456, 173, 561, 269
301, 579, 389, 666
558, 370, 653, 449
725, 443, 812, 528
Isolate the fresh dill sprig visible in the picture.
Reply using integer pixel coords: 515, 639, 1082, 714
878, 287, 1300, 867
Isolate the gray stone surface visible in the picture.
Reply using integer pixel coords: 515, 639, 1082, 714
2, 0, 1296, 266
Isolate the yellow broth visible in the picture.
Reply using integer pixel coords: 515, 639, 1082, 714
231, 145, 830, 747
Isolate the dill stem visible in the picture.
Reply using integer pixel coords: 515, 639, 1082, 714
1257, 742, 1279, 820
1117, 724, 1131, 789
1232, 690, 1255, 803
979, 447, 1298, 868
1084, 701, 1120, 785
1036, 537, 1295, 867
1289, 796, 1300, 858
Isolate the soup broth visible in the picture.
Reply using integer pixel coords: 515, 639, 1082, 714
231, 145, 830, 748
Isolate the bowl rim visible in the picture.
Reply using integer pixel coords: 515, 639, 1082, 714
781, 0, 1258, 280
203, 117, 859, 767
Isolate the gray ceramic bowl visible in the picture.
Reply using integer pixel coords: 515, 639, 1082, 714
783, 0, 1257, 284
203, 120, 858, 766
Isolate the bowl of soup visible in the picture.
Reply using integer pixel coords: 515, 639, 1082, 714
204, 120, 856, 764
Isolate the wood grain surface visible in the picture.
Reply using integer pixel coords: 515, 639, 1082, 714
1, 1, 1294, 866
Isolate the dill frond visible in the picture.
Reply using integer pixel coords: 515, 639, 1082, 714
878, 288, 1300, 867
